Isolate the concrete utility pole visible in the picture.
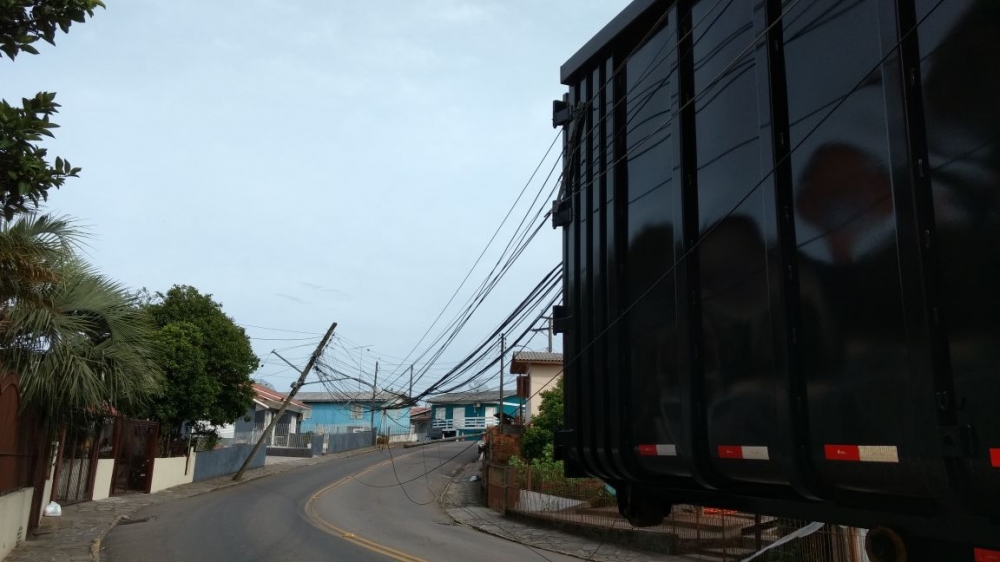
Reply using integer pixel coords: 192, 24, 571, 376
409, 364, 413, 402
233, 322, 337, 481
499, 333, 505, 428
370, 360, 379, 446
531, 316, 553, 353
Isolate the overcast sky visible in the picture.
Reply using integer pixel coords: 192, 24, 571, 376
3, 1, 630, 395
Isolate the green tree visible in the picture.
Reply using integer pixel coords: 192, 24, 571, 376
144, 286, 259, 435
521, 377, 563, 460
0, 215, 163, 421
0, 1, 104, 219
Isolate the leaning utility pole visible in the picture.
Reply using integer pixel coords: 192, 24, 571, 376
233, 322, 337, 481
370, 360, 379, 446
498, 333, 506, 428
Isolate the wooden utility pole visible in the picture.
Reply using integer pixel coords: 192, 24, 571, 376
499, 333, 506, 428
233, 322, 337, 481
370, 360, 379, 446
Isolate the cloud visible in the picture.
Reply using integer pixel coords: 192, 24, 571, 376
274, 292, 313, 305
298, 282, 350, 298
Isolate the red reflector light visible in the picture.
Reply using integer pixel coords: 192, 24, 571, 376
824, 444, 861, 461
989, 448, 1000, 468
975, 548, 1000, 562
637, 444, 657, 457
718, 446, 743, 459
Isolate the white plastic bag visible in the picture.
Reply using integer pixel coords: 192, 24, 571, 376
44, 501, 62, 517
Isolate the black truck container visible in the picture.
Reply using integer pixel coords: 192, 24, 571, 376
552, 0, 1000, 558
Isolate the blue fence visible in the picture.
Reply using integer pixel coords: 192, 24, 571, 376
310, 430, 373, 455
193, 444, 266, 482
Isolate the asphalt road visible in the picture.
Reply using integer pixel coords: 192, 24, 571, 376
103, 442, 577, 562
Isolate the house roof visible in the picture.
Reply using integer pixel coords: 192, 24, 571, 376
253, 383, 309, 411
296, 390, 403, 403
510, 351, 563, 374
410, 407, 431, 421
425, 390, 516, 405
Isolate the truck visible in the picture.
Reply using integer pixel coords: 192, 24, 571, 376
550, 0, 999, 560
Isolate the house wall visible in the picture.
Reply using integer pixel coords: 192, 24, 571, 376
232, 405, 258, 434
0, 487, 34, 559
91, 458, 115, 501
299, 403, 410, 433
149, 454, 195, 493
430, 399, 518, 425
299, 402, 367, 431
528, 364, 562, 420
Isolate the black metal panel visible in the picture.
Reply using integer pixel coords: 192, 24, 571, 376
914, 0, 1000, 511
623, 18, 686, 480
690, 0, 786, 487
557, 0, 1000, 546
561, 83, 583, 476
763, 0, 819, 501
782, 0, 947, 499
561, 0, 662, 83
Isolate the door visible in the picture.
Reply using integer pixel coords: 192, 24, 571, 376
111, 419, 158, 495
452, 407, 466, 430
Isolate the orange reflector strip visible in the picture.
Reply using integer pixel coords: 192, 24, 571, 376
975, 548, 1000, 562
990, 448, 1000, 468
825, 445, 898, 463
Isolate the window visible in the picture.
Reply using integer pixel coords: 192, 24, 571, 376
350, 403, 363, 420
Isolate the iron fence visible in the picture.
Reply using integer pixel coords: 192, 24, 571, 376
487, 462, 869, 561
221, 424, 312, 448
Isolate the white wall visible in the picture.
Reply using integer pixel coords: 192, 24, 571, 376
91, 458, 115, 501
528, 364, 562, 419
148, 454, 195, 493
0, 488, 34, 559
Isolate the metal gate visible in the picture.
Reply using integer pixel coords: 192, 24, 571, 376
51, 422, 101, 505
111, 419, 158, 496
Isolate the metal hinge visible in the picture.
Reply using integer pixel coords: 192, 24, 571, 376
552, 197, 573, 228
553, 99, 572, 128
551, 305, 572, 334
937, 424, 976, 458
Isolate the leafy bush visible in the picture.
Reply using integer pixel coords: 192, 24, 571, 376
520, 426, 552, 460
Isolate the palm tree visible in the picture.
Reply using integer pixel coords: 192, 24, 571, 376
0, 214, 162, 422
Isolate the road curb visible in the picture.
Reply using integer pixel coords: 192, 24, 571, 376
91, 515, 123, 562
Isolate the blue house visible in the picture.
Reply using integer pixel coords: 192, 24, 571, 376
297, 391, 411, 439
425, 390, 521, 438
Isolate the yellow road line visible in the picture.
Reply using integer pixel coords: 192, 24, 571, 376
304, 451, 428, 562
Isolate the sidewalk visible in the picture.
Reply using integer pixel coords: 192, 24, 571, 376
439, 461, 696, 562
3, 446, 380, 562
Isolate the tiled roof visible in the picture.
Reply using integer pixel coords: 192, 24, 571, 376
510, 351, 563, 374
425, 390, 514, 405
253, 383, 308, 410
296, 390, 402, 403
